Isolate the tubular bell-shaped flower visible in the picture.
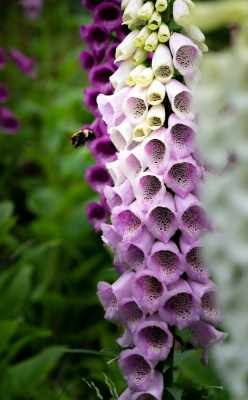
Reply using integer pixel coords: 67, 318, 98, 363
81, 0, 225, 397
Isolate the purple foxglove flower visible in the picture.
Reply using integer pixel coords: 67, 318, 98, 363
143, 129, 170, 174
104, 179, 134, 209
97, 281, 119, 321
175, 194, 210, 242
119, 371, 164, 400
117, 228, 153, 271
134, 172, 166, 212
149, 241, 184, 284
123, 86, 148, 125
180, 237, 209, 282
145, 193, 178, 243
132, 270, 165, 314
190, 280, 221, 325
119, 297, 144, 331
21, 0, 43, 20
106, 40, 119, 64
84, 87, 102, 116
111, 202, 144, 241
166, 79, 194, 120
89, 63, 115, 89
159, 278, 200, 329
164, 156, 201, 198
85, 164, 113, 193
109, 119, 133, 151
90, 118, 108, 138
101, 223, 122, 249
90, 136, 116, 164
0, 83, 9, 103
79, 50, 95, 71
10, 49, 36, 78
168, 113, 196, 159
189, 321, 226, 363
131, 371, 164, 400
80, 24, 109, 55
169, 33, 201, 77
86, 201, 108, 231
97, 272, 135, 321
0, 48, 6, 70
117, 329, 134, 348
97, 87, 129, 128
82, 0, 119, 12
119, 348, 154, 391
0, 107, 20, 134
133, 317, 173, 364
94, 1, 122, 32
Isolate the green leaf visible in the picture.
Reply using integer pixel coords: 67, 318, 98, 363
5, 346, 66, 395
0, 265, 32, 319
176, 350, 220, 387
166, 387, 183, 400
0, 320, 19, 355
0, 201, 13, 223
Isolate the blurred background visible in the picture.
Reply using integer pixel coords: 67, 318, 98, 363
0, 1, 247, 399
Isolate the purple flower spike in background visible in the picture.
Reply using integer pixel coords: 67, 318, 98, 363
0, 84, 9, 103
0, 107, 20, 134
0, 48, 6, 70
21, 0, 43, 20
10, 49, 36, 78
81, 0, 225, 397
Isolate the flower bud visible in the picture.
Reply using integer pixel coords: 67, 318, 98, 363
123, 0, 143, 25
148, 11, 162, 31
132, 48, 147, 65
147, 79, 166, 105
155, 0, 168, 13
116, 30, 139, 62
134, 26, 150, 48
138, 67, 154, 87
152, 44, 174, 83
133, 123, 151, 141
144, 32, 158, 52
146, 104, 166, 130
138, 1, 154, 22
127, 65, 146, 86
158, 23, 170, 43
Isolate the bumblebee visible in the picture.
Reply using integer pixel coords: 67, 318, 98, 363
71, 128, 95, 148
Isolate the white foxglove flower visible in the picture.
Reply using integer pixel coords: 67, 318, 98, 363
169, 32, 201, 76
110, 62, 133, 90
186, 25, 208, 53
146, 104, 166, 130
144, 32, 158, 52
158, 23, 170, 43
116, 31, 139, 62
152, 44, 174, 83
173, 0, 190, 27
107, 159, 126, 185
147, 79, 166, 105
109, 119, 133, 151
166, 79, 193, 120
123, 86, 148, 124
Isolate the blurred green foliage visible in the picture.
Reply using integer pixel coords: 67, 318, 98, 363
0, 1, 235, 399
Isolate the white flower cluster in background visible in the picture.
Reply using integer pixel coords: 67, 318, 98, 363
195, 25, 248, 400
